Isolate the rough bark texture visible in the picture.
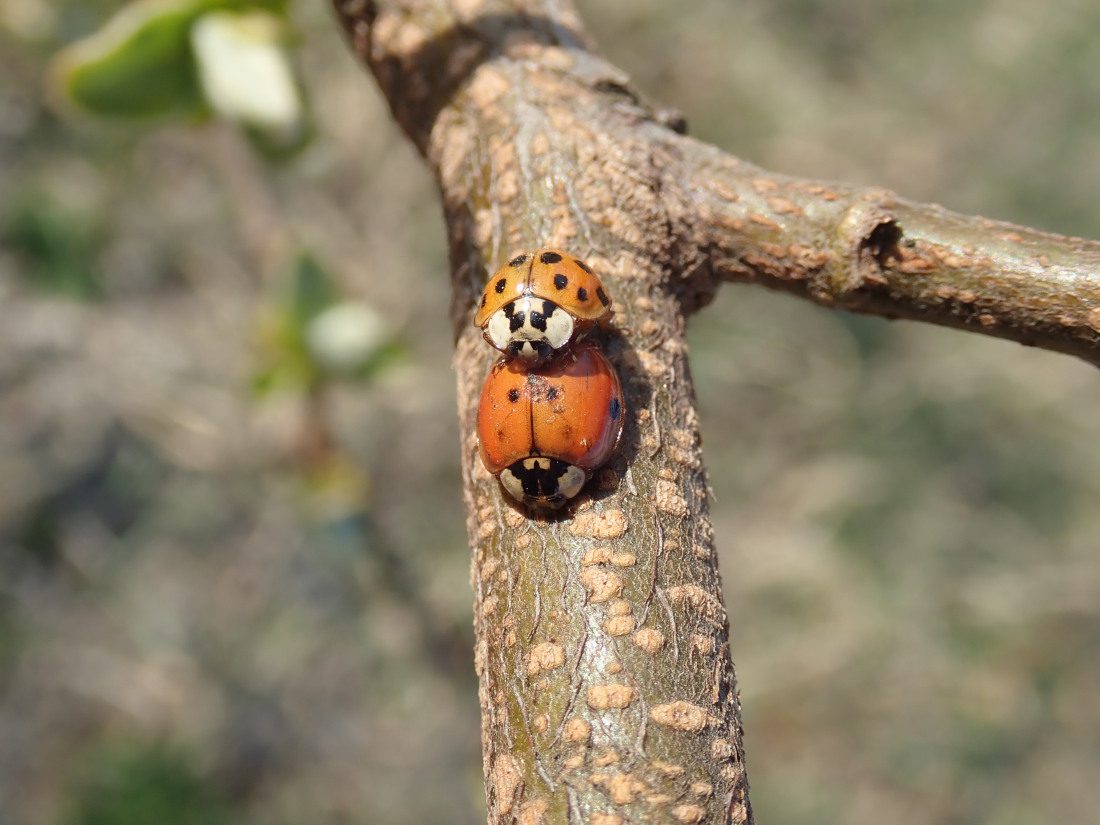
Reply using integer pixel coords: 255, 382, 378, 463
331, 1, 1100, 823
686, 147, 1100, 366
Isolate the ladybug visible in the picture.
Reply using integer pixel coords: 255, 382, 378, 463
477, 343, 625, 508
474, 248, 613, 364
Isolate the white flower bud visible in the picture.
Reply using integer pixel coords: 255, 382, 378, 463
191, 11, 301, 133
305, 302, 388, 374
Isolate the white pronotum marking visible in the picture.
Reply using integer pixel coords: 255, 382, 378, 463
487, 295, 574, 362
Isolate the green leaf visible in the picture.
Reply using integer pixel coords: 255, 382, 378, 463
290, 250, 339, 326
49, 0, 286, 120
66, 742, 232, 825
250, 250, 337, 396
4, 198, 102, 299
249, 357, 312, 396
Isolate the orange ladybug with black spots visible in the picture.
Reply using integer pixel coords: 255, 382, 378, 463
474, 249, 613, 364
477, 342, 624, 508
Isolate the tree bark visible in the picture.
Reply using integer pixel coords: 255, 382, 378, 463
685, 144, 1100, 366
330, 1, 1100, 823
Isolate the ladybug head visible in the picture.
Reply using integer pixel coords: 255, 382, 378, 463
500, 457, 586, 508
506, 339, 553, 362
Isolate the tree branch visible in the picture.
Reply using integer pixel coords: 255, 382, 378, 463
683, 141, 1100, 365
330, 1, 1099, 823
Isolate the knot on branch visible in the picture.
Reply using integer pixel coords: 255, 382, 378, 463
827, 193, 903, 296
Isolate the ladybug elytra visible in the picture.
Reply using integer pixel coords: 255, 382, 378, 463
477, 343, 624, 508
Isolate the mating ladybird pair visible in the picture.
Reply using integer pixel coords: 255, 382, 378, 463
474, 249, 625, 509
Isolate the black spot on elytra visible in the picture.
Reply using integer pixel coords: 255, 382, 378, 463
480, 294, 486, 308
609, 397, 621, 420
507, 388, 520, 402
547, 387, 560, 401
553, 273, 568, 290
495, 278, 507, 293
577, 287, 588, 302
574, 258, 593, 274
540, 251, 562, 264
596, 287, 610, 307
509, 254, 528, 267
509, 310, 526, 332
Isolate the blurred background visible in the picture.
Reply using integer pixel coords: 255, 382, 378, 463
1, 1, 1098, 823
